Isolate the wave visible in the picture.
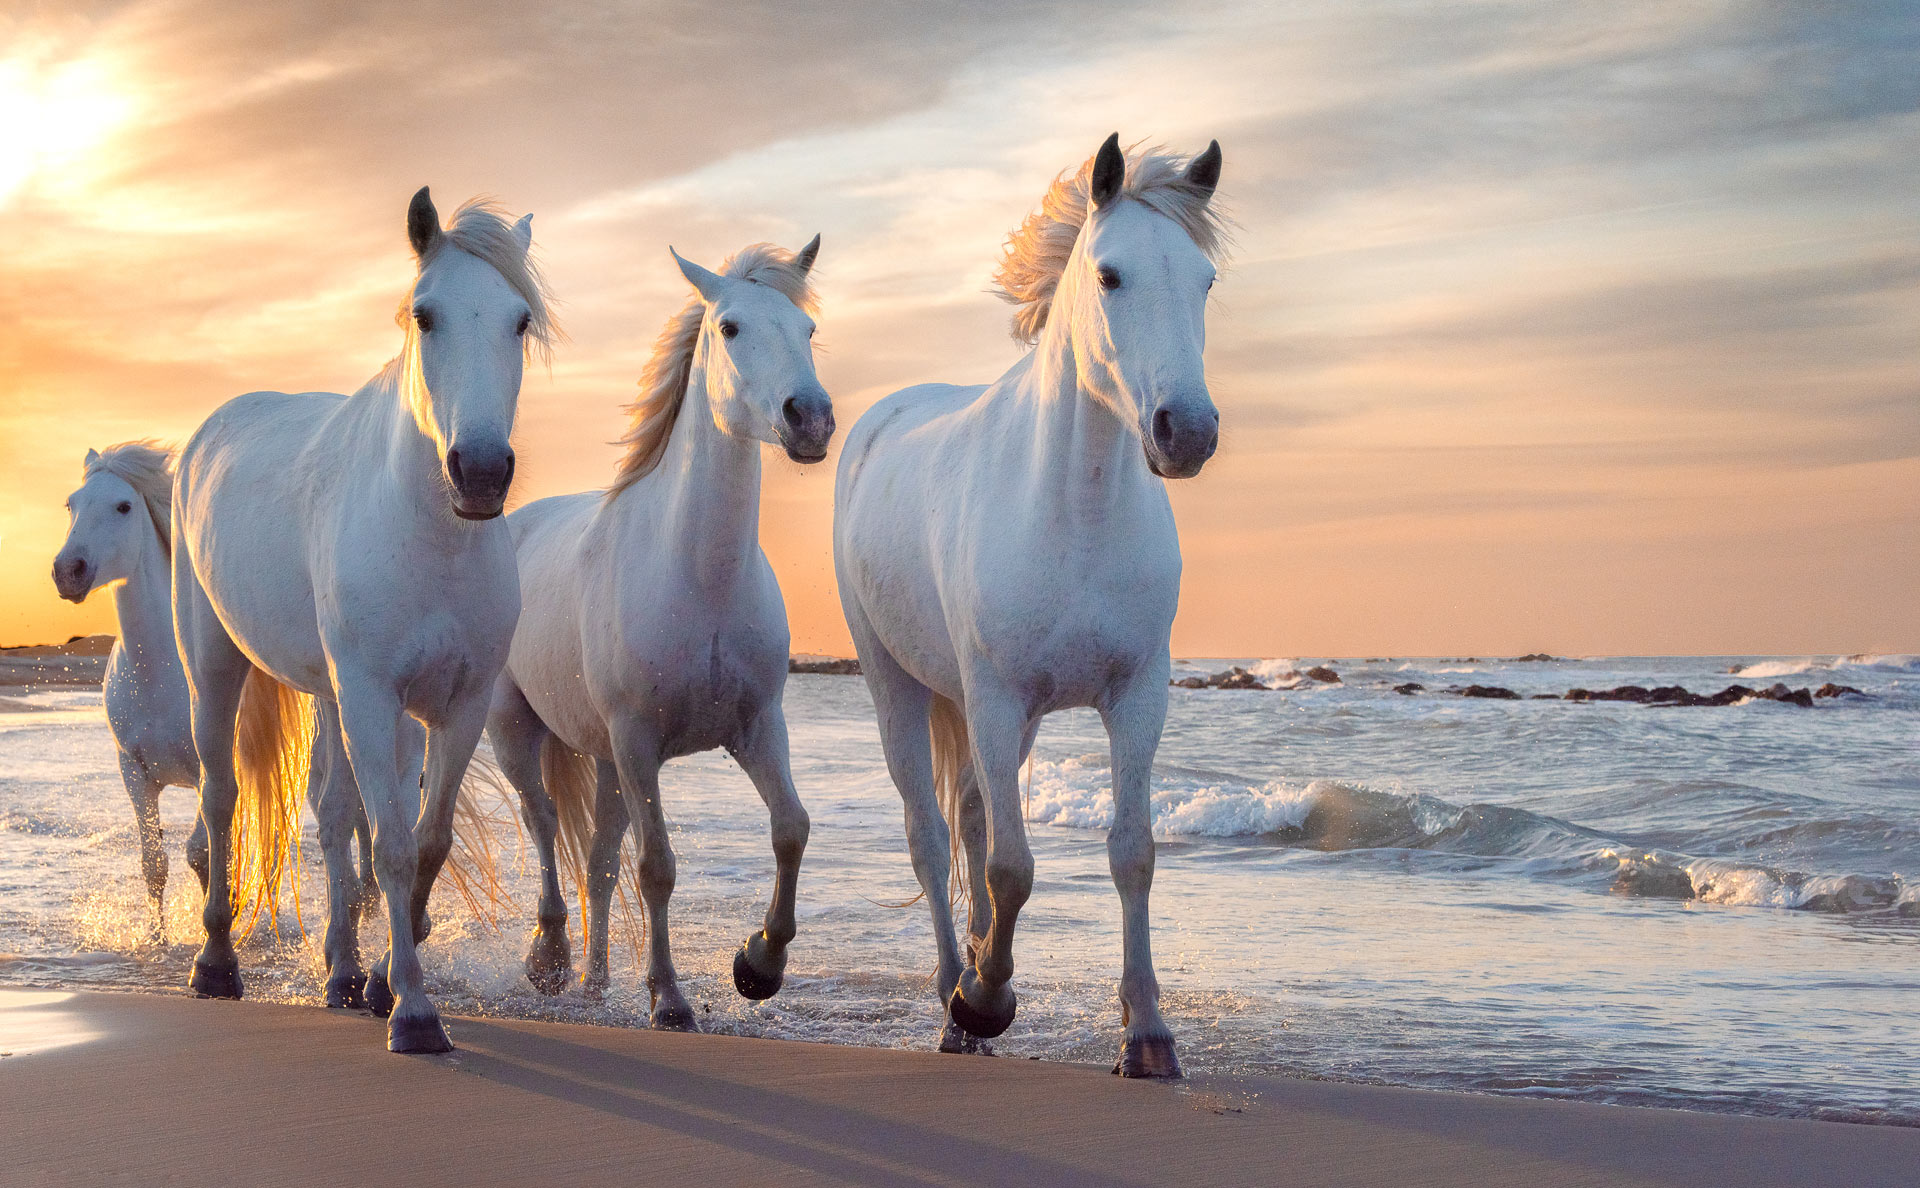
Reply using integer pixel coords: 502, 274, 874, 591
1731, 654, 1919, 679
1024, 758, 1913, 916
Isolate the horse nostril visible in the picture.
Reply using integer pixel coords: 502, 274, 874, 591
782, 396, 804, 429
1152, 408, 1175, 451
499, 451, 515, 491
445, 448, 465, 489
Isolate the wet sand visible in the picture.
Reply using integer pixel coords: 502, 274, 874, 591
1, 987, 1913, 1187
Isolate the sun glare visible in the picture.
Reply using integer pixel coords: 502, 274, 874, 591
0, 52, 134, 206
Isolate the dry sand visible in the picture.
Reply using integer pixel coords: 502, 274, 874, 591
1, 988, 1912, 1187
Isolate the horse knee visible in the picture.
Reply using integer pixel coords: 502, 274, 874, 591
985, 852, 1033, 912
771, 808, 809, 866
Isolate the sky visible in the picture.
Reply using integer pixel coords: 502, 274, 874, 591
1, 0, 1914, 656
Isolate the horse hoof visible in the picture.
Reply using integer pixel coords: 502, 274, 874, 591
732, 941, 784, 1001
650, 1003, 699, 1032
365, 972, 395, 1018
524, 954, 573, 998
325, 973, 368, 1010
948, 974, 1015, 1040
938, 1018, 992, 1055
388, 1013, 452, 1054
189, 957, 244, 1000
1113, 1033, 1182, 1079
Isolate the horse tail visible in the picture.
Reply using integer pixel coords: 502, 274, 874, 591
229, 668, 315, 936
928, 692, 973, 929
540, 736, 645, 962
445, 749, 521, 931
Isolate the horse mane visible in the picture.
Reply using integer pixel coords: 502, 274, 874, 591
606, 242, 819, 498
992, 144, 1229, 345
85, 440, 176, 559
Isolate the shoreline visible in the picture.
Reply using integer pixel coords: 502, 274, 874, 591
4, 987, 1916, 1187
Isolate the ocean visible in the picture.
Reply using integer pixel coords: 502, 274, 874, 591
2, 654, 1914, 1123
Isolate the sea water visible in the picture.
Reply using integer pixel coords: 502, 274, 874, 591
2, 655, 1914, 1123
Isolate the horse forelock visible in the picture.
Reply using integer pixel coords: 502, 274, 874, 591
606, 242, 818, 499
992, 144, 1230, 345
85, 440, 176, 558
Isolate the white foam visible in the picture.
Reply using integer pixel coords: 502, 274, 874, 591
1023, 756, 1328, 837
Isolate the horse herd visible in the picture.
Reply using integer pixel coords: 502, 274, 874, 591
48, 133, 1227, 1078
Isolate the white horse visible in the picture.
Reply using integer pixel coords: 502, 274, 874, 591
172, 189, 552, 1052
52, 443, 380, 943
834, 135, 1225, 1077
485, 238, 830, 1027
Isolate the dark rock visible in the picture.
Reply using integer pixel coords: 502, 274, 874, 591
1510, 653, 1559, 662
1814, 683, 1865, 699
788, 657, 861, 676
1393, 682, 1424, 695
1211, 666, 1269, 690
1754, 683, 1814, 708
1302, 665, 1341, 684
1459, 685, 1520, 699
1529, 694, 1560, 699
1172, 676, 1208, 689
1612, 862, 1694, 900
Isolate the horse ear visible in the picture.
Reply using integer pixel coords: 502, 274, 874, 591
512, 213, 533, 255
794, 233, 821, 276
1089, 133, 1125, 209
670, 248, 726, 303
1185, 140, 1222, 199
84, 448, 99, 466
407, 186, 441, 259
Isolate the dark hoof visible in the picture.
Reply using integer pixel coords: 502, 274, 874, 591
525, 953, 573, 997
1113, 1033, 1182, 1079
189, 957, 244, 1000
732, 942, 784, 1001
388, 1013, 452, 1054
938, 1018, 993, 1055
948, 974, 1015, 1040
325, 972, 368, 1010
650, 1002, 699, 1032
365, 971, 395, 1018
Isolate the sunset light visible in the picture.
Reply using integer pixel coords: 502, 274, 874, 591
0, 51, 132, 206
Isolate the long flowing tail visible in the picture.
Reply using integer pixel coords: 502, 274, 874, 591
928, 693, 974, 931
540, 736, 644, 961
229, 668, 315, 936
446, 750, 522, 930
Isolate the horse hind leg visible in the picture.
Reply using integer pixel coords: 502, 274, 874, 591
580, 761, 630, 1001
487, 678, 573, 996
306, 701, 368, 1009
728, 703, 811, 1003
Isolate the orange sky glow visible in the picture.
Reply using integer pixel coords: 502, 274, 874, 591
2, 1, 1914, 656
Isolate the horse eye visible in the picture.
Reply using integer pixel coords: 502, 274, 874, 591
1097, 266, 1121, 291
414, 309, 434, 333
116, 501, 131, 514
720, 321, 739, 340
515, 312, 531, 336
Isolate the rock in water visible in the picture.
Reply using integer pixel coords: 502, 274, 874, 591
1459, 685, 1520, 699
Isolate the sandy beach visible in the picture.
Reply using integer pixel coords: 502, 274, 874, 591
2, 987, 1913, 1187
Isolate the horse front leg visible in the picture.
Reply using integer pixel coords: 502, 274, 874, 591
609, 728, 694, 1031
1102, 672, 1179, 1078
118, 753, 167, 931
727, 703, 811, 1002
948, 689, 1032, 1042
306, 700, 368, 1009
336, 682, 448, 1053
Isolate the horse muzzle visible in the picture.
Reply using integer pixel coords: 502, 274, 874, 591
445, 444, 515, 521
51, 554, 93, 602
1144, 401, 1219, 480
777, 389, 835, 464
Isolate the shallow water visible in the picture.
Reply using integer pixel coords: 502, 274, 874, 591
2, 655, 1915, 1123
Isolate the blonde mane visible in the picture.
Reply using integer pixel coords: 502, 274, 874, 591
606, 243, 819, 498
992, 144, 1229, 344
86, 440, 176, 558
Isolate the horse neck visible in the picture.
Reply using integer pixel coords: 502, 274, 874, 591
111, 523, 176, 670
369, 360, 464, 533
610, 358, 763, 583
1009, 312, 1152, 503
